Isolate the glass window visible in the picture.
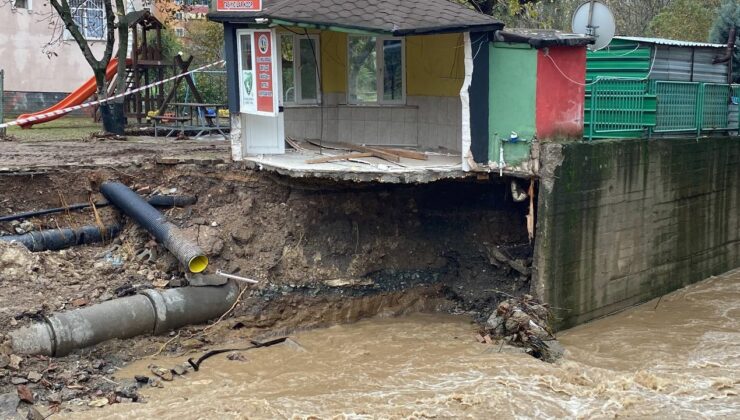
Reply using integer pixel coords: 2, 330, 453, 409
299, 38, 319, 101
69, 0, 106, 40
238, 33, 255, 111
279, 34, 320, 104
383, 39, 403, 101
349, 36, 378, 103
280, 34, 295, 103
14, 0, 28, 9
348, 36, 404, 104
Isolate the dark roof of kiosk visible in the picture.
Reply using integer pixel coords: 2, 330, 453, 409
495, 29, 594, 48
207, 0, 503, 35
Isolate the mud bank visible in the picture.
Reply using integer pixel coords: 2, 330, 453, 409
0, 162, 532, 413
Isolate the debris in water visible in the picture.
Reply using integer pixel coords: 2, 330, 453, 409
484, 294, 562, 362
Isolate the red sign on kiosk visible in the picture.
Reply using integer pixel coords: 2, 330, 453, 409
216, 0, 262, 12
253, 31, 274, 114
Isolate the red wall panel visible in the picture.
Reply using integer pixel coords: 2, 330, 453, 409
535, 47, 587, 139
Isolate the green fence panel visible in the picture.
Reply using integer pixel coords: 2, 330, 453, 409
586, 78, 655, 140
702, 84, 731, 130
654, 81, 701, 133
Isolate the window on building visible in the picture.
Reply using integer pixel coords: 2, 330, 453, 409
348, 36, 405, 105
14, 0, 31, 9
69, 0, 106, 40
175, 27, 185, 37
279, 34, 320, 105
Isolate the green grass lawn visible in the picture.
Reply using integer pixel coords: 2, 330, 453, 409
4, 117, 101, 142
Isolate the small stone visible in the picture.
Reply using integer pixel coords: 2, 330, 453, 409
88, 398, 108, 408
46, 393, 62, 404
26, 406, 44, 420
134, 375, 149, 384
16, 385, 33, 404
149, 378, 164, 388
283, 338, 308, 353
119, 397, 133, 404
115, 381, 139, 400
9, 355, 22, 370
11, 377, 28, 385
180, 338, 204, 350
71, 297, 89, 307
210, 221, 218, 227
26, 372, 42, 383
152, 278, 170, 289
0, 354, 9, 369
149, 366, 173, 381
91, 360, 106, 370
172, 365, 187, 376
226, 352, 247, 362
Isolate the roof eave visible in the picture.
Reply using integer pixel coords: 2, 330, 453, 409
207, 14, 503, 36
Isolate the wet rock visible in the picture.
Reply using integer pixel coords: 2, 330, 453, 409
134, 375, 150, 384
226, 352, 247, 362
540, 340, 565, 363
26, 406, 44, 420
115, 381, 139, 401
0, 393, 20, 419
9, 354, 22, 370
149, 366, 173, 381
283, 338, 308, 353
181, 338, 204, 350
504, 309, 532, 332
26, 372, 42, 383
16, 385, 33, 404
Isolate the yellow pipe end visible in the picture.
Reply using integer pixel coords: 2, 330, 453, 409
189, 255, 209, 273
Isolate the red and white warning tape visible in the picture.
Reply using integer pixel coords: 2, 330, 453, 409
0, 60, 226, 129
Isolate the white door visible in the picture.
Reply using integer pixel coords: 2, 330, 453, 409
237, 28, 284, 155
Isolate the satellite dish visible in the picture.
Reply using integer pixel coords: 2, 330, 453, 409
572, 0, 616, 51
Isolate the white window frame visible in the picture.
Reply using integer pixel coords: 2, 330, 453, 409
66, 0, 107, 41
347, 35, 406, 105
277, 33, 321, 105
14, 0, 32, 10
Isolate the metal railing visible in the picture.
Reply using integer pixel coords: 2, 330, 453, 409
586, 78, 653, 141
586, 78, 740, 140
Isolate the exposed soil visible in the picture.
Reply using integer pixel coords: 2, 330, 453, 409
0, 159, 532, 417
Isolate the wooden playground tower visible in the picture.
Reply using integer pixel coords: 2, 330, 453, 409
125, 10, 167, 125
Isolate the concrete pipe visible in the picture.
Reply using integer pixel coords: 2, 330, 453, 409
101, 181, 208, 273
10, 281, 239, 357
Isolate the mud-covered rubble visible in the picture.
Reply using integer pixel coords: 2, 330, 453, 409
483, 295, 564, 362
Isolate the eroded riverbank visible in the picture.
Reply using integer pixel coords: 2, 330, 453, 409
60, 269, 740, 419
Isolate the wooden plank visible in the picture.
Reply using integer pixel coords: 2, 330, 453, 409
384, 148, 428, 160
306, 152, 373, 164
335, 143, 401, 163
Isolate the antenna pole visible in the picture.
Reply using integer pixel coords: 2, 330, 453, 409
587, 0, 596, 36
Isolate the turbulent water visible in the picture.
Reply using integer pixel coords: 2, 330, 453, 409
64, 269, 740, 419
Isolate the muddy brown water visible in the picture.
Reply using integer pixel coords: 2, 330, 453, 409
61, 269, 740, 419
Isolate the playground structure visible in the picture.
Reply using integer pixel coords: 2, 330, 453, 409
13, 10, 227, 136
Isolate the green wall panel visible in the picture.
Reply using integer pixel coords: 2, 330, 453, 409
489, 43, 537, 164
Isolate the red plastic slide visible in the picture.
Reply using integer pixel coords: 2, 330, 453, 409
18, 58, 123, 128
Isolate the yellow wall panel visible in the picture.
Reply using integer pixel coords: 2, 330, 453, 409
406, 33, 465, 97
320, 31, 348, 93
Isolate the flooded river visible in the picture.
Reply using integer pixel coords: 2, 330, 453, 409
64, 269, 740, 419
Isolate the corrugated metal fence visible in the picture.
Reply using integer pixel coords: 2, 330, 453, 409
586, 77, 739, 140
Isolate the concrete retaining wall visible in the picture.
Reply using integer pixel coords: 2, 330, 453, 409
534, 137, 740, 329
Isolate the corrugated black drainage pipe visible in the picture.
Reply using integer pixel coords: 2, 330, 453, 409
100, 181, 208, 273
0, 224, 121, 252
